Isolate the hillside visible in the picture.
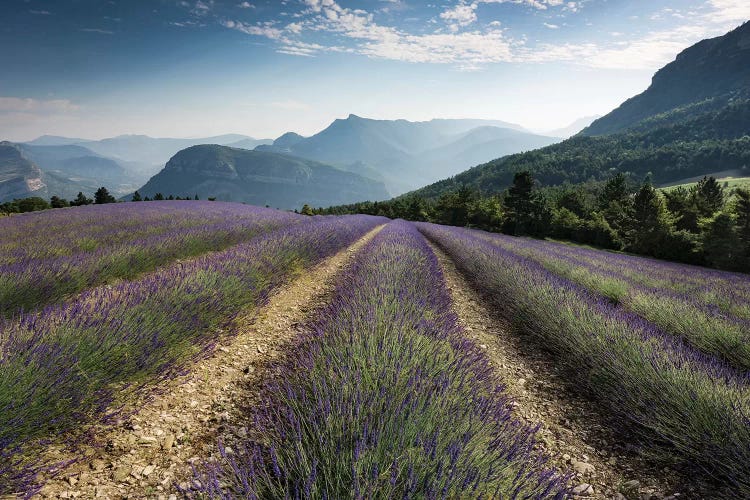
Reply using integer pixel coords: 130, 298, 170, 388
583, 21, 750, 135
256, 115, 557, 194
403, 22, 750, 200
0, 142, 47, 201
135, 145, 389, 208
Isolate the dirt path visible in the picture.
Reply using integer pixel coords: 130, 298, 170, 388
430, 242, 705, 500
34, 225, 384, 500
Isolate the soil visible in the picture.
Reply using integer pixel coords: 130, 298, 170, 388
31, 225, 384, 499
430, 242, 723, 500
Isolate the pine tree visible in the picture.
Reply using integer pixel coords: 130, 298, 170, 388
71, 192, 93, 206
693, 176, 724, 218
131, 191, 142, 202
502, 172, 535, 235
94, 187, 116, 204
627, 181, 672, 256
49, 196, 69, 208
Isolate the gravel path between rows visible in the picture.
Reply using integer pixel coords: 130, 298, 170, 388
429, 241, 716, 500
33, 225, 384, 499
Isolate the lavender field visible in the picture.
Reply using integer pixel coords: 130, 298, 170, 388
2, 202, 749, 498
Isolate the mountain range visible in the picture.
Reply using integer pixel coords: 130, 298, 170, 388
405, 20, 750, 201
135, 145, 388, 208
255, 115, 558, 194
0, 134, 272, 202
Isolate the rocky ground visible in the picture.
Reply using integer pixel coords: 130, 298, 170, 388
17, 226, 731, 499
431, 242, 727, 500
31, 226, 384, 499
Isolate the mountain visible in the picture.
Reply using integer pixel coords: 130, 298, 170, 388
79, 134, 272, 170
256, 115, 557, 195
399, 22, 750, 201
135, 145, 389, 209
25, 135, 92, 146
583, 21, 750, 136
544, 115, 601, 138
0, 142, 46, 201
24, 134, 274, 178
18, 144, 128, 182
0, 142, 96, 202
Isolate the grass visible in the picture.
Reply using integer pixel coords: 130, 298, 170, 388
0, 201, 301, 317
0, 214, 384, 496
418, 222, 750, 497
472, 229, 750, 371
186, 220, 567, 499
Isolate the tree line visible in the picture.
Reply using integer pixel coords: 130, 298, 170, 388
315, 173, 750, 273
0, 188, 212, 215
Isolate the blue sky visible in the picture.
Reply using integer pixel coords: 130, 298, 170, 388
1, 0, 748, 141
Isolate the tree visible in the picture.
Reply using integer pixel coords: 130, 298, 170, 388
626, 181, 672, 256
664, 186, 700, 232
71, 192, 93, 206
131, 191, 143, 202
300, 204, 315, 216
94, 187, 116, 204
702, 211, 740, 270
734, 188, 750, 271
194, 194, 199, 200
598, 173, 633, 237
693, 176, 724, 217
17, 197, 50, 213
50, 196, 69, 208
502, 172, 535, 235
154, 193, 165, 201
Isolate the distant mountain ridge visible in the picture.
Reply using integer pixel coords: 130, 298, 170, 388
135, 145, 389, 209
401, 21, 750, 201
256, 115, 558, 195
0, 142, 101, 201
583, 21, 750, 136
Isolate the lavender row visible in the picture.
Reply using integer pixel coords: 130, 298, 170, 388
186, 220, 567, 499
470, 229, 750, 372
481, 230, 750, 319
417, 222, 750, 497
0, 214, 384, 496
0, 201, 302, 316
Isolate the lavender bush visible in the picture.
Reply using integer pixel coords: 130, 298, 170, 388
418, 222, 750, 496
0, 213, 384, 496
470, 229, 750, 371
187, 220, 567, 499
0, 201, 301, 316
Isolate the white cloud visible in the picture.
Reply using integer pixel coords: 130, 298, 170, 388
0, 97, 79, 113
220, 0, 750, 71
440, 3, 478, 32
706, 0, 750, 22
238, 2, 254, 8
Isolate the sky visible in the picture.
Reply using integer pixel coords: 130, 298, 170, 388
1, 0, 748, 142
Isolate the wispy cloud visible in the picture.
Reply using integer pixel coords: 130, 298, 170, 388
29, 10, 52, 15
80, 28, 115, 35
219, 0, 749, 71
0, 97, 78, 113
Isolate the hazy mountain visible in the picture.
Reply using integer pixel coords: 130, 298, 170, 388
24, 134, 273, 178
403, 22, 750, 200
0, 142, 46, 201
583, 21, 750, 136
25, 135, 92, 146
18, 144, 128, 182
226, 138, 274, 150
420, 126, 560, 179
79, 134, 271, 169
544, 115, 601, 138
256, 115, 557, 195
0, 142, 99, 202
135, 145, 389, 209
